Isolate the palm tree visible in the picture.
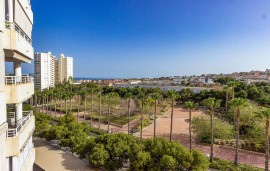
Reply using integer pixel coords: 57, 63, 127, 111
227, 81, 239, 99
184, 101, 197, 151
76, 90, 81, 122
125, 92, 133, 135
88, 86, 96, 127
97, 87, 103, 129
81, 87, 87, 121
202, 97, 219, 162
255, 107, 270, 171
138, 92, 147, 140
106, 92, 118, 133
167, 90, 180, 142
224, 86, 231, 112
53, 89, 58, 118
229, 98, 248, 166
59, 91, 63, 117
69, 84, 74, 112
152, 93, 162, 138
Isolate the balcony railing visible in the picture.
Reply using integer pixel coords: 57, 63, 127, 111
5, 76, 34, 85
6, 111, 33, 137
5, 21, 32, 44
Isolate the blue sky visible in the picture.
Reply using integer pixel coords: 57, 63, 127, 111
10, 0, 270, 78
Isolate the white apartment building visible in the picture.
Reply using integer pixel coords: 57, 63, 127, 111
34, 53, 73, 89
0, 0, 35, 170
34, 52, 56, 90
56, 54, 73, 84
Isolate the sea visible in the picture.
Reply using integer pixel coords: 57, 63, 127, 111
74, 78, 119, 81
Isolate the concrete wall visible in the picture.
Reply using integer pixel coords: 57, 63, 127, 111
0, 123, 8, 171
5, 82, 34, 104
5, 115, 35, 157
4, 28, 34, 61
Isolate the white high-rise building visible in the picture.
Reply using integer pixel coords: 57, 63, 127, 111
34, 52, 56, 90
0, 0, 35, 170
34, 53, 74, 89
56, 54, 73, 84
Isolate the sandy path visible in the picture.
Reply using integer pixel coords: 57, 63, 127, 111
34, 138, 97, 171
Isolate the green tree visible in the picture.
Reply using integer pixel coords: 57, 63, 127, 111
227, 81, 239, 99
152, 93, 162, 138
138, 92, 147, 140
89, 144, 110, 167
167, 90, 180, 142
125, 92, 133, 135
255, 107, 270, 171
106, 92, 119, 133
202, 97, 219, 162
184, 101, 197, 151
229, 98, 248, 166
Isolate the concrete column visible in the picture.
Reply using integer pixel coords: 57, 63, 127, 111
15, 103, 23, 122
12, 157, 18, 171
8, 0, 13, 22
14, 61, 22, 83
14, 61, 22, 76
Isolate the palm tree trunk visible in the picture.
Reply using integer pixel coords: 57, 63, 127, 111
42, 97, 44, 113
265, 119, 269, 171
77, 95, 80, 122
235, 107, 240, 166
154, 99, 157, 138
49, 98, 52, 116
65, 98, 67, 115
60, 99, 62, 117
34, 95, 37, 112
226, 90, 229, 112
98, 93, 101, 129
70, 97, 72, 112
128, 99, 131, 135
232, 87, 235, 99
210, 107, 214, 162
107, 98, 111, 133
189, 108, 192, 151
90, 91, 93, 127
46, 95, 49, 115
140, 99, 144, 140
169, 99, 174, 142
54, 99, 57, 118
84, 95, 86, 121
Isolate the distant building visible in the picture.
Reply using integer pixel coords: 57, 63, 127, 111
34, 53, 73, 90
34, 52, 56, 90
56, 54, 73, 84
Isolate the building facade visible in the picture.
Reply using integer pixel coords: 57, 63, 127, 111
34, 52, 56, 90
56, 54, 73, 84
0, 0, 35, 170
34, 53, 73, 90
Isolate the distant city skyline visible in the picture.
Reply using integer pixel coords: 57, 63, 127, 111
6, 0, 270, 78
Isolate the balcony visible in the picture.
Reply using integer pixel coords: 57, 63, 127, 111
5, 111, 35, 157
4, 21, 34, 63
5, 76, 34, 104
6, 111, 33, 137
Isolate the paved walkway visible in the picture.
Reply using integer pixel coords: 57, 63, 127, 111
134, 107, 265, 169
34, 138, 98, 171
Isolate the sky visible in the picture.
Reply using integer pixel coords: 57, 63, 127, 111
8, 0, 270, 78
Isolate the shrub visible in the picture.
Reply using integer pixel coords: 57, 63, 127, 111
192, 116, 234, 142
210, 158, 263, 171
